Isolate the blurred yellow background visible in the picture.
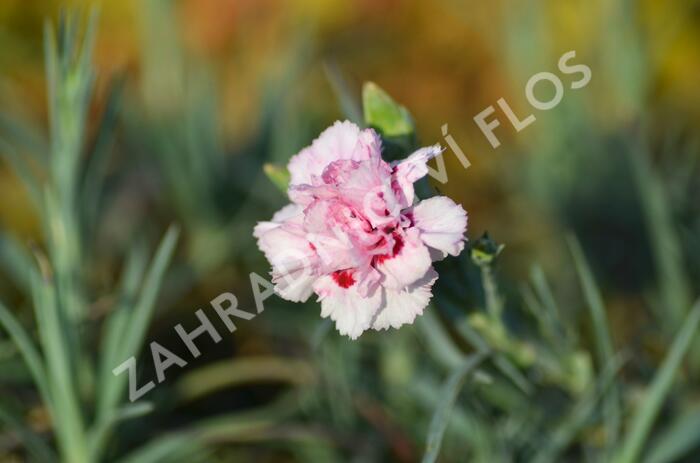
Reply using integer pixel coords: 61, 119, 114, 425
1, 0, 698, 256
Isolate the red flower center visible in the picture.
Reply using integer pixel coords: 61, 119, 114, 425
332, 269, 356, 288
373, 233, 404, 265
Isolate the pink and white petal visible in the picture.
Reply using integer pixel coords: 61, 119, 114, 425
392, 144, 443, 183
264, 229, 318, 303
300, 201, 360, 271
335, 163, 402, 228
288, 183, 337, 207
271, 203, 304, 223
411, 196, 467, 259
257, 224, 317, 276
253, 204, 303, 238
353, 128, 384, 161
287, 121, 367, 186
391, 144, 443, 206
371, 268, 438, 330
272, 267, 317, 302
314, 273, 383, 340
354, 266, 383, 298
376, 228, 432, 289
321, 159, 361, 185
306, 232, 359, 273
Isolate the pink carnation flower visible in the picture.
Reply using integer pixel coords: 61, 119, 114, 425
254, 121, 467, 339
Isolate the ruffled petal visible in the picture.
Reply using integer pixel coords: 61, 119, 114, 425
371, 268, 437, 330
411, 196, 467, 259
302, 200, 370, 272
287, 121, 381, 187
256, 220, 319, 302
257, 225, 311, 270
288, 183, 337, 207
272, 267, 317, 302
253, 204, 303, 238
391, 144, 442, 206
331, 161, 400, 228
375, 228, 432, 289
314, 271, 383, 339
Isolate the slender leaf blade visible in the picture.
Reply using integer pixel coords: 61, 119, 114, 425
568, 234, 621, 448
614, 299, 700, 463
422, 351, 488, 463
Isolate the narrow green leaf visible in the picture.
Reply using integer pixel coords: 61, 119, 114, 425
422, 351, 488, 463
89, 402, 154, 460
0, 232, 37, 292
96, 240, 148, 420
521, 282, 556, 344
362, 81, 414, 137
613, 299, 700, 463
183, 390, 305, 446
567, 234, 621, 448
40, 187, 84, 357
455, 317, 533, 395
532, 354, 625, 463
30, 270, 89, 462
101, 227, 179, 412
117, 433, 205, 463
176, 357, 315, 403
530, 265, 571, 347
77, 9, 99, 79
411, 376, 497, 462
122, 225, 179, 363
82, 77, 124, 233
324, 61, 363, 124
43, 20, 59, 147
627, 140, 692, 331
417, 308, 465, 370
530, 265, 562, 328
644, 407, 700, 463
117, 393, 301, 463
0, 300, 50, 406
93, 227, 178, 460
567, 235, 615, 363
